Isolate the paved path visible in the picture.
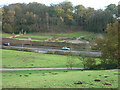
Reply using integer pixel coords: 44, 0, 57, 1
0, 68, 85, 71
3, 46, 101, 57
8, 34, 23, 38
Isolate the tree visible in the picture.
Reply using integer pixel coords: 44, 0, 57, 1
78, 55, 87, 68
66, 52, 75, 69
64, 9, 74, 25
59, 1, 73, 11
74, 5, 87, 26
1, 2, 118, 33
105, 4, 118, 15
95, 21, 119, 67
85, 9, 115, 33
3, 23, 14, 33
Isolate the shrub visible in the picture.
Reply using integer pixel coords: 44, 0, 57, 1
66, 52, 75, 69
55, 39, 59, 42
85, 58, 96, 69
96, 63, 118, 70
81, 37, 85, 39
72, 37, 76, 40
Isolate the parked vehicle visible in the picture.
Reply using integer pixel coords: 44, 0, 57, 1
61, 47, 70, 50
3, 43, 10, 46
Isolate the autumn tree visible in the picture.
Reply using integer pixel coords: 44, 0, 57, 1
1, 2, 119, 33
95, 21, 119, 68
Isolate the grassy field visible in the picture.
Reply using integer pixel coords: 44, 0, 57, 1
56, 31, 98, 40
20, 35, 52, 39
13, 38, 43, 41
2, 49, 100, 68
2, 69, 119, 88
2, 33, 13, 38
2, 31, 105, 43
2, 31, 118, 89
15, 31, 99, 41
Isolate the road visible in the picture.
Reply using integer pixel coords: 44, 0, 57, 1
10, 45, 101, 57
1, 68, 85, 71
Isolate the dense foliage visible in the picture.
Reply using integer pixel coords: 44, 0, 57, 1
95, 21, 119, 69
1, 1, 118, 33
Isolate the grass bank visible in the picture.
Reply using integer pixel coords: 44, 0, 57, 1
2, 49, 100, 68
2, 69, 119, 88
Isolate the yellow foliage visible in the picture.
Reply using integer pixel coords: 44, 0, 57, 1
67, 15, 73, 20
23, 19, 27, 23
67, 9, 73, 14
60, 16, 64, 22
55, 6, 64, 16
33, 14, 36, 18
24, 31, 26, 35
26, 11, 29, 15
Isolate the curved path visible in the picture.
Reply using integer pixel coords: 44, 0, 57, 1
8, 34, 23, 38
1, 67, 85, 71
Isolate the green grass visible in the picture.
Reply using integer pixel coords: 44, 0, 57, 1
20, 34, 52, 39
23, 31, 100, 41
2, 49, 100, 68
2, 69, 119, 88
2, 49, 80, 68
2, 31, 105, 42
13, 38, 43, 41
2, 31, 107, 42
2, 33, 13, 38
19, 31, 97, 40
57, 31, 108, 41
57, 31, 87, 37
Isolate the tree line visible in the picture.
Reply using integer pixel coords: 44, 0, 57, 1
1, 1, 118, 33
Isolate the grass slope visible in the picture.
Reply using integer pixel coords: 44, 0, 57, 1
2, 49, 100, 68
2, 33, 12, 38
13, 38, 43, 41
2, 69, 119, 88
17, 31, 100, 41
2, 49, 80, 68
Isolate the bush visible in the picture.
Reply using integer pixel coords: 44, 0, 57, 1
55, 39, 59, 42
66, 55, 74, 69
85, 58, 96, 69
95, 63, 118, 70
72, 37, 76, 40
81, 37, 85, 39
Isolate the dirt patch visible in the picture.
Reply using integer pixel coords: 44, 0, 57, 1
31, 64, 34, 66
94, 79, 101, 82
103, 83, 112, 85
52, 73, 58, 75
74, 81, 83, 84
110, 80, 114, 82
64, 71, 68, 72
24, 75, 29, 77
104, 76, 109, 78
